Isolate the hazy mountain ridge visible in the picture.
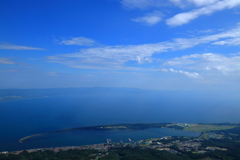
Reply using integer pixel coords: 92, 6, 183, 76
0, 87, 154, 102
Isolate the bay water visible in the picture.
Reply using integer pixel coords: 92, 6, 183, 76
1, 92, 239, 151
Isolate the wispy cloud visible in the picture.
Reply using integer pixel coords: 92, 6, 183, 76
46, 43, 169, 69
166, 0, 240, 26
58, 37, 96, 46
47, 72, 58, 77
132, 11, 162, 25
47, 23, 240, 73
120, 0, 165, 9
165, 53, 240, 74
0, 58, 15, 64
169, 0, 219, 8
47, 58, 154, 71
46, 56, 69, 61
172, 23, 240, 48
0, 43, 45, 50
160, 68, 202, 79
212, 38, 240, 45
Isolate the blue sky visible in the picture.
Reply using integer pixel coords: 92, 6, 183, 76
1, 0, 240, 90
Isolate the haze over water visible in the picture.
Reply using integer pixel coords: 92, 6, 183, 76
1, 91, 240, 151
1, 0, 240, 156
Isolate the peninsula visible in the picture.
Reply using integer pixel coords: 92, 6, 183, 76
19, 122, 237, 143
1, 122, 239, 160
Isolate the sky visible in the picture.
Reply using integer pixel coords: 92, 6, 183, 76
1, 0, 240, 91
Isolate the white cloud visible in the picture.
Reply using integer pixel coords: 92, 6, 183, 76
137, 56, 141, 63
132, 11, 162, 25
166, 0, 240, 26
0, 43, 45, 50
0, 58, 15, 64
160, 68, 202, 78
165, 53, 240, 74
132, 16, 161, 25
58, 37, 96, 46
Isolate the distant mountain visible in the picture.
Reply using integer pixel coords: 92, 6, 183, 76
0, 87, 155, 102
1, 87, 239, 102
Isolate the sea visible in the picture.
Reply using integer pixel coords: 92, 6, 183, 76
1, 92, 240, 152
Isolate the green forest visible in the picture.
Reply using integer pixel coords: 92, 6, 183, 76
1, 145, 240, 160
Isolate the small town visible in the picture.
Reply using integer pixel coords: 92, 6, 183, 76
0, 131, 227, 156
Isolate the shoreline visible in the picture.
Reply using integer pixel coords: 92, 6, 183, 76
0, 143, 109, 154
18, 122, 237, 143
0, 122, 235, 152
18, 123, 196, 143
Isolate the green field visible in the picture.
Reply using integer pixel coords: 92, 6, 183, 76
105, 126, 127, 129
184, 124, 236, 132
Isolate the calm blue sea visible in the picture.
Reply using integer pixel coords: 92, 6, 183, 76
0, 92, 239, 151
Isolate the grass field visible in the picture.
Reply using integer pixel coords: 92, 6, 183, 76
144, 138, 161, 141
183, 124, 236, 132
105, 126, 127, 129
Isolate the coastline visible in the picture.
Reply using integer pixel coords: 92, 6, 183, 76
18, 122, 237, 144
18, 123, 195, 143
1, 122, 237, 153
